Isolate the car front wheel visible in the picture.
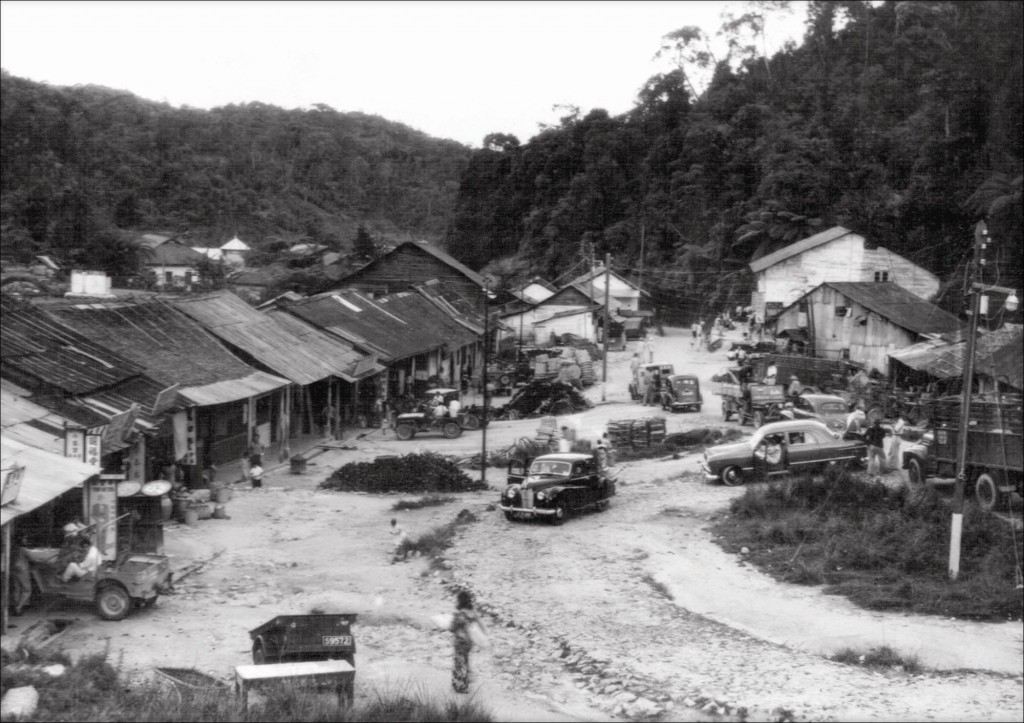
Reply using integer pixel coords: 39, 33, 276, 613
721, 465, 744, 487
395, 424, 415, 440
462, 414, 481, 430
95, 584, 131, 621
550, 503, 567, 525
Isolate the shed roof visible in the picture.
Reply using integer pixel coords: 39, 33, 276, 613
283, 288, 477, 363
178, 370, 289, 406
749, 226, 855, 273
146, 243, 207, 266
890, 325, 1024, 388
825, 282, 962, 336
413, 279, 486, 335
1, 385, 75, 454
1, 436, 98, 526
220, 236, 250, 251
0, 296, 144, 393
172, 290, 371, 384
43, 300, 277, 391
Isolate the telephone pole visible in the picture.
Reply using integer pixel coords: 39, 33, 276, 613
602, 253, 611, 402
481, 281, 490, 486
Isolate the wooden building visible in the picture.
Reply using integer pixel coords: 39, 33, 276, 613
335, 240, 489, 302
43, 300, 290, 482
771, 282, 963, 375
749, 226, 941, 320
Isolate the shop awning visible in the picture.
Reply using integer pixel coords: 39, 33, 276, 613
178, 371, 291, 407
1, 437, 98, 526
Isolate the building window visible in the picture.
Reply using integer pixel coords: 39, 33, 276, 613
834, 306, 848, 317
798, 300, 808, 312
874, 271, 889, 282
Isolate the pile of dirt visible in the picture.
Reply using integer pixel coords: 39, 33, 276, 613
498, 380, 591, 418
319, 452, 487, 493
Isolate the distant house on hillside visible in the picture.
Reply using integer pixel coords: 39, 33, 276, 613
128, 231, 208, 289
513, 277, 557, 304
771, 281, 963, 375
749, 226, 940, 320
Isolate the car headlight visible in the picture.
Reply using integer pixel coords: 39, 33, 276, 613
536, 491, 546, 501
505, 487, 517, 498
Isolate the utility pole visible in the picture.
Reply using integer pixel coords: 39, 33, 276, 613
949, 221, 1019, 579
481, 281, 490, 486
637, 221, 645, 296
602, 253, 611, 402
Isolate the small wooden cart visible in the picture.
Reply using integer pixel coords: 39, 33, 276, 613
247, 614, 357, 703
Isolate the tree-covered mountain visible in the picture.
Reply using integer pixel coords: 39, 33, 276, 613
0, 71, 471, 268
446, 0, 1023, 321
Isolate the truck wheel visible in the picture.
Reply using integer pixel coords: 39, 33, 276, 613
499, 374, 512, 387
442, 422, 462, 439
721, 465, 744, 487
462, 413, 480, 430
504, 511, 516, 522
395, 424, 415, 440
907, 457, 925, 486
753, 410, 765, 429
974, 472, 1008, 512
95, 584, 131, 621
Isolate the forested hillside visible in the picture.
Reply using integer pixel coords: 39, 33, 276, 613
446, 0, 1023, 321
0, 71, 470, 268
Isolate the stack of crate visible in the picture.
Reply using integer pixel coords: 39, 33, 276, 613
577, 349, 596, 386
606, 417, 667, 449
535, 415, 561, 452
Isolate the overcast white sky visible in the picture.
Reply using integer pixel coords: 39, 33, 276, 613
1, 1, 808, 148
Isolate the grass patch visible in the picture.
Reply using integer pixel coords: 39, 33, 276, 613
391, 495, 456, 511
320, 453, 486, 494
402, 509, 479, 569
641, 573, 674, 601
832, 645, 924, 674
1, 648, 493, 722
712, 472, 1024, 621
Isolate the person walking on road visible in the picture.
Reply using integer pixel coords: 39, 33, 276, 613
864, 418, 891, 477
630, 352, 641, 387
390, 518, 410, 563
644, 335, 655, 363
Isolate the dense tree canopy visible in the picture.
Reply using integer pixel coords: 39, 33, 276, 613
0, 73, 470, 268
445, 0, 1023, 321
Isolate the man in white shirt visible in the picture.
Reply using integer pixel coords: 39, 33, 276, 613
448, 396, 461, 419
763, 362, 778, 386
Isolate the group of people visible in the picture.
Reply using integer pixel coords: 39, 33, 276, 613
630, 353, 664, 406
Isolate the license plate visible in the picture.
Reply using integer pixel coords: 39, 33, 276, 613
322, 635, 352, 646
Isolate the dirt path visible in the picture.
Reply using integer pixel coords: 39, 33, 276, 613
8, 326, 1022, 722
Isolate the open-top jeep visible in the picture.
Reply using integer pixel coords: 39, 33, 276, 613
499, 453, 615, 524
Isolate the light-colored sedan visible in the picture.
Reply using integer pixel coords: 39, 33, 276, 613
702, 419, 867, 486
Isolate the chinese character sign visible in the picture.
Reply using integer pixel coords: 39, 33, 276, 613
65, 429, 84, 460
85, 435, 102, 469
86, 478, 118, 559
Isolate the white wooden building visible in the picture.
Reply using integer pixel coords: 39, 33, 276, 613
771, 282, 962, 375
749, 226, 940, 320
567, 265, 644, 314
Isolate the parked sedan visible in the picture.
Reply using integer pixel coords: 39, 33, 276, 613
702, 419, 866, 486
780, 393, 850, 433
499, 453, 615, 524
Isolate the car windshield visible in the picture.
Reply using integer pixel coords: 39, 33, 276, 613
530, 460, 572, 477
678, 379, 695, 387
820, 402, 847, 414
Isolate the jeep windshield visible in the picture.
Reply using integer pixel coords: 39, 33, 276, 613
529, 460, 572, 477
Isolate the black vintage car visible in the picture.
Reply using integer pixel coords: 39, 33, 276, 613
498, 453, 615, 524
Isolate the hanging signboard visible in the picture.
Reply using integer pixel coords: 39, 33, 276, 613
65, 429, 85, 460
84, 434, 102, 469
86, 475, 121, 559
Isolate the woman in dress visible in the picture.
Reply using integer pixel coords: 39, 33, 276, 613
450, 589, 486, 693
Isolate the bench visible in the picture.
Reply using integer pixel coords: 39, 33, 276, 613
234, 659, 355, 707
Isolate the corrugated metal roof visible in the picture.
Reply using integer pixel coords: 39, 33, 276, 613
890, 326, 1024, 387
826, 282, 963, 335
265, 308, 384, 380
1, 388, 73, 454
44, 300, 259, 388
284, 289, 477, 363
1, 297, 144, 393
1, 436, 97, 526
749, 226, 854, 273
179, 370, 290, 406
413, 280, 486, 335
405, 242, 487, 287
172, 291, 371, 385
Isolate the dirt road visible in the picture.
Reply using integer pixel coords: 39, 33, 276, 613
9, 326, 1022, 722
